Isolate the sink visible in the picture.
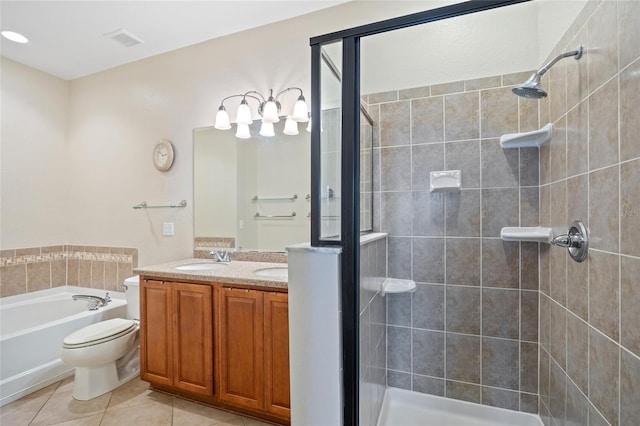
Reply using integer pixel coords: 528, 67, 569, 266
254, 267, 288, 278
175, 263, 228, 271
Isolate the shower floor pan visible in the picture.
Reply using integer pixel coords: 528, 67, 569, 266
377, 388, 543, 426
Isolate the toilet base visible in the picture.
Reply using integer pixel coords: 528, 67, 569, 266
72, 349, 140, 401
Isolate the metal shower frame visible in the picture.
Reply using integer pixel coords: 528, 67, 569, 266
308, 1, 531, 425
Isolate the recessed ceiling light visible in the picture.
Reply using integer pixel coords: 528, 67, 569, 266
1, 30, 29, 44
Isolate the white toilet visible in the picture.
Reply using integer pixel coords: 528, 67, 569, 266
60, 275, 140, 400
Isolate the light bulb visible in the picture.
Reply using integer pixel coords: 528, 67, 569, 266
235, 123, 251, 139
283, 117, 299, 136
214, 106, 231, 130
259, 121, 275, 137
235, 100, 253, 125
262, 100, 280, 123
292, 96, 309, 122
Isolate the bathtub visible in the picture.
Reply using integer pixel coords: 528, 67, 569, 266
0, 286, 127, 406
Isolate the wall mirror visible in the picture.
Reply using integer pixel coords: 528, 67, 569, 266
194, 122, 311, 252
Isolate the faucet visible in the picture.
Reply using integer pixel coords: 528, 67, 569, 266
72, 294, 109, 311
210, 249, 230, 263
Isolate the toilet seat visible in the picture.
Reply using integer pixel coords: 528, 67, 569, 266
63, 318, 137, 349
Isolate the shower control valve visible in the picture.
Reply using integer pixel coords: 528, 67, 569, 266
550, 220, 589, 263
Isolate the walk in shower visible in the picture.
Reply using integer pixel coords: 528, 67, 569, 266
308, 0, 640, 425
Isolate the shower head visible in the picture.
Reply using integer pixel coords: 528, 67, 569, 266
512, 73, 547, 99
512, 45, 584, 99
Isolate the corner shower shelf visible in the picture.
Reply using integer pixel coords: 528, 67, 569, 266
500, 123, 553, 148
500, 226, 553, 243
381, 278, 416, 296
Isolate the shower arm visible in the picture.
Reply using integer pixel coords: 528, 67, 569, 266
537, 46, 583, 77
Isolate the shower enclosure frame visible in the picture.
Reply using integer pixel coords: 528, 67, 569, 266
308, 1, 531, 425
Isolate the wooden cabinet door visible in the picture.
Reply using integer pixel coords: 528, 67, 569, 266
172, 282, 214, 396
140, 279, 173, 387
263, 292, 290, 418
219, 288, 264, 411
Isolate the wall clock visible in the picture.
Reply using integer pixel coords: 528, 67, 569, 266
153, 139, 175, 172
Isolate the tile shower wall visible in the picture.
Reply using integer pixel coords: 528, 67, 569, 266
365, 72, 541, 411
538, 1, 640, 425
0, 245, 138, 297
359, 235, 387, 426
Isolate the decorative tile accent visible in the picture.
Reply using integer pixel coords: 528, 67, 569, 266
0, 245, 137, 297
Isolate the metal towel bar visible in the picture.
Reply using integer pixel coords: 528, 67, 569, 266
252, 194, 297, 202
133, 200, 187, 209
254, 212, 297, 219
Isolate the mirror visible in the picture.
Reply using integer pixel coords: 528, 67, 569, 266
194, 117, 373, 252
194, 122, 311, 252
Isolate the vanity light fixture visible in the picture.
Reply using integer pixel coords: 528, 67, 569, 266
214, 88, 310, 139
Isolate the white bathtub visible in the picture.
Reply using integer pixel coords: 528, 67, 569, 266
0, 286, 127, 406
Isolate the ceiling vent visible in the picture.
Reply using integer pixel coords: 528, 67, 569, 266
103, 28, 143, 48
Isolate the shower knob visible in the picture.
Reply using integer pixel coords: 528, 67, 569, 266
551, 220, 589, 263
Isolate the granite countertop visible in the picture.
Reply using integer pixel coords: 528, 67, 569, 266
134, 258, 288, 289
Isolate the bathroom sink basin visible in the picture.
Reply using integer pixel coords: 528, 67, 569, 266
254, 267, 288, 278
175, 263, 228, 271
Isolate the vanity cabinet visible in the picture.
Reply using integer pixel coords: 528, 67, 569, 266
140, 279, 214, 397
218, 287, 264, 410
139, 275, 290, 424
218, 288, 291, 419
263, 291, 291, 418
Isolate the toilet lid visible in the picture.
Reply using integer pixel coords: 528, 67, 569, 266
63, 318, 137, 348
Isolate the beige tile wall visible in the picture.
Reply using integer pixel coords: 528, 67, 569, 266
366, 68, 541, 413
359, 236, 387, 426
539, 1, 640, 425
0, 245, 138, 297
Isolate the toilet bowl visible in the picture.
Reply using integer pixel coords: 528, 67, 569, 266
60, 276, 140, 400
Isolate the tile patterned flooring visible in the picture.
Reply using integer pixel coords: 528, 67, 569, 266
0, 377, 273, 426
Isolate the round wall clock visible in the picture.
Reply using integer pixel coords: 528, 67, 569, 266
153, 139, 175, 172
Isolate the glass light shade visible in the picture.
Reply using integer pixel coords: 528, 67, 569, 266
235, 101, 253, 125
259, 121, 275, 137
214, 107, 231, 130
306, 116, 312, 132
262, 100, 280, 123
292, 97, 309, 122
283, 117, 299, 136
235, 123, 251, 139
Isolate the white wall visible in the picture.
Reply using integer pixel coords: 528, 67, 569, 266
0, 58, 70, 248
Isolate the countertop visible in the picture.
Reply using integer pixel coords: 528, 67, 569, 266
134, 258, 288, 289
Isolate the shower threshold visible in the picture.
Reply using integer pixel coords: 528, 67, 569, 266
377, 388, 543, 426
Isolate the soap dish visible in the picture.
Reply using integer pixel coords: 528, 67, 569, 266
429, 170, 461, 193
381, 278, 416, 296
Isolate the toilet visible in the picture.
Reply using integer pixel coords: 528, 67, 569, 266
60, 275, 140, 400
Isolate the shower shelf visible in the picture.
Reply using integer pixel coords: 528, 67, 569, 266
381, 278, 416, 296
500, 123, 553, 148
500, 226, 553, 243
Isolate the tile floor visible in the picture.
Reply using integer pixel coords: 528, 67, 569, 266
0, 376, 273, 426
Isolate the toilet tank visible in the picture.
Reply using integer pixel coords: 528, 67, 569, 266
123, 275, 140, 320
